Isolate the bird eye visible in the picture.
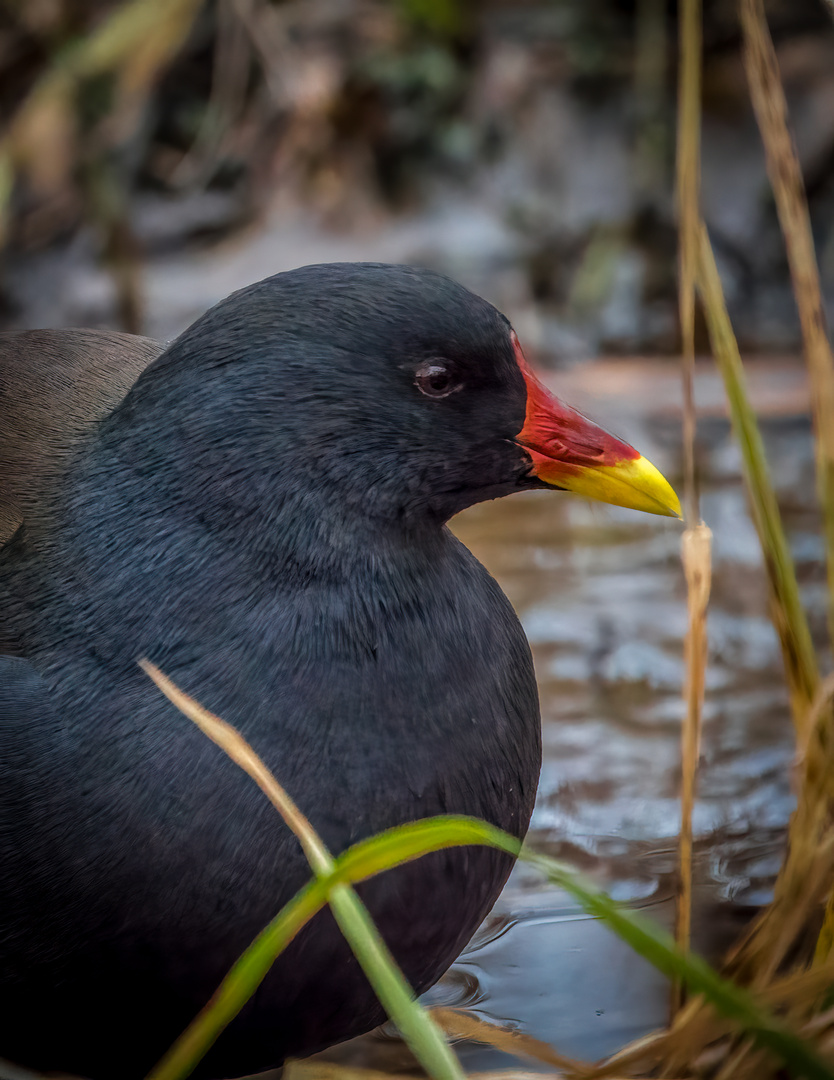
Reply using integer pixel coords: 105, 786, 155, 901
415, 361, 460, 399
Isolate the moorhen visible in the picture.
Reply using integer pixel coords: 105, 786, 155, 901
0, 263, 680, 1079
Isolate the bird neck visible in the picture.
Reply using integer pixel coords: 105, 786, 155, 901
23, 442, 458, 663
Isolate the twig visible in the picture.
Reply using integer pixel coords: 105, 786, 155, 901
740, 0, 834, 652
673, 0, 708, 1016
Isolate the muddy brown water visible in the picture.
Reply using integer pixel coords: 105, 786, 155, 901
319, 360, 824, 1072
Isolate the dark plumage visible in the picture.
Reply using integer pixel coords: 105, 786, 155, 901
0, 264, 678, 1079
0, 328, 161, 546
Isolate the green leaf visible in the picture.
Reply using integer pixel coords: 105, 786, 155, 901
697, 222, 818, 740
523, 851, 834, 1080
147, 817, 518, 1080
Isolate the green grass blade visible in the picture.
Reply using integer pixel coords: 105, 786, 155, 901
148, 817, 519, 1080
150, 813, 831, 1080
145, 876, 329, 1080
148, 817, 518, 1080
141, 665, 474, 1080
697, 222, 819, 744
322, 883, 464, 1080
334, 816, 521, 876
522, 850, 834, 1080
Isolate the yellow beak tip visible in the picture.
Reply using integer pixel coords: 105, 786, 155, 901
544, 454, 683, 520
605, 455, 683, 520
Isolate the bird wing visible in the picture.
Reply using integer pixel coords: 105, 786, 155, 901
0, 329, 163, 544
0, 654, 75, 1003
0, 655, 62, 876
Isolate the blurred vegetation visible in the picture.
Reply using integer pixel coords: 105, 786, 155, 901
2, 0, 834, 345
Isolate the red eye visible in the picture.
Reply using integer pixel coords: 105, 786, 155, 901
415, 362, 460, 399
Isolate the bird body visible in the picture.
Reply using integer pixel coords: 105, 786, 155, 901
2, 526, 538, 1077
0, 264, 679, 1078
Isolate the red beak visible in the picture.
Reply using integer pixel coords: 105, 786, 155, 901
512, 333, 682, 519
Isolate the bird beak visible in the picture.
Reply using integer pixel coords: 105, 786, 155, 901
512, 334, 682, 519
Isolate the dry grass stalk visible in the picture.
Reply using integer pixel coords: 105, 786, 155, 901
763, 949, 834, 1010
712, 1039, 766, 1080
675, 524, 712, 1007
287, 1069, 567, 1080
695, 224, 834, 994
139, 660, 330, 872
672, 0, 706, 1015
640, 954, 834, 1080
290, 1071, 669, 1080
740, 0, 834, 966
696, 223, 818, 743
430, 1009, 593, 1077
635, 725, 834, 1075
592, 1030, 694, 1080
655, 1001, 734, 1078
724, 679, 834, 991
592, 977, 813, 1080
597, 1, 834, 1064
749, 748, 834, 983
139, 662, 467, 1080
739, 0, 834, 650
620, 227, 834, 1078
284, 1065, 407, 1080
675, 0, 701, 531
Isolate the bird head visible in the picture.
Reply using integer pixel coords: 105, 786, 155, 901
113, 263, 680, 534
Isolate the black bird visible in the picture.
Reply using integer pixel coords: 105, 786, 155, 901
0, 264, 680, 1080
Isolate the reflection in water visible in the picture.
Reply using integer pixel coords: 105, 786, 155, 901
322, 404, 821, 1069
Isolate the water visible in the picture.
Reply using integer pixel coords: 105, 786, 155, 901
321, 365, 822, 1070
